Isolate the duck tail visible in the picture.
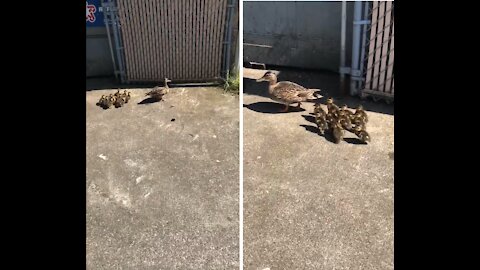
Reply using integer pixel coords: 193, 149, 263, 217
307, 89, 322, 99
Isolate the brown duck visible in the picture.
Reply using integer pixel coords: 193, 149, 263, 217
146, 78, 172, 102
256, 71, 321, 112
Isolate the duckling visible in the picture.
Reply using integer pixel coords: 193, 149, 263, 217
146, 78, 172, 101
256, 71, 321, 112
326, 111, 336, 125
354, 105, 368, 123
313, 103, 328, 135
338, 110, 353, 130
96, 95, 106, 107
326, 98, 340, 115
331, 121, 345, 144
103, 95, 115, 109
352, 116, 367, 130
340, 105, 354, 120
315, 116, 329, 136
114, 96, 125, 108
101, 96, 111, 108
313, 103, 327, 118
121, 90, 131, 103
114, 89, 121, 98
125, 91, 131, 103
353, 125, 371, 143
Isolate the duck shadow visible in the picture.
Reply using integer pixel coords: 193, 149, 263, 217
300, 124, 368, 145
299, 124, 336, 143
301, 114, 316, 124
138, 97, 161, 105
244, 102, 306, 114
344, 138, 368, 145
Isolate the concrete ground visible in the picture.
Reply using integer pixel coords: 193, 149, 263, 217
243, 68, 394, 270
86, 78, 239, 269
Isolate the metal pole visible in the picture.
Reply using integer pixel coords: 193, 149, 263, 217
101, 0, 118, 80
224, 0, 236, 79
359, 0, 370, 89
350, 0, 363, 96
232, 32, 239, 76
339, 1, 347, 95
108, 1, 125, 83
114, 11, 126, 83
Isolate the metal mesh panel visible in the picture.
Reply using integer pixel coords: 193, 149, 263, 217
361, 1, 394, 101
114, 0, 229, 83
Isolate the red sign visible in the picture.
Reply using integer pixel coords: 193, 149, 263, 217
86, 1, 97, 23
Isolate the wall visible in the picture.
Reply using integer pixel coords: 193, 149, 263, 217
86, 0, 238, 80
86, 27, 114, 78
86, 0, 114, 77
243, 1, 354, 73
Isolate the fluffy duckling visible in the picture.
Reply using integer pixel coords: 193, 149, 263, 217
338, 110, 353, 130
315, 116, 329, 136
103, 95, 115, 109
313, 103, 328, 135
114, 96, 125, 108
326, 112, 336, 126
331, 120, 345, 144
352, 116, 367, 130
353, 125, 371, 143
326, 98, 340, 115
354, 105, 368, 123
340, 105, 354, 120
122, 90, 131, 103
114, 89, 121, 98
314, 103, 327, 118
96, 95, 106, 107
125, 92, 131, 103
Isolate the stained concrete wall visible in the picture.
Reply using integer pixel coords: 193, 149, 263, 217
86, 27, 114, 77
243, 1, 354, 73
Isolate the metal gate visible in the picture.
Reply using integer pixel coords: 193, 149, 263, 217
102, 0, 236, 83
361, 1, 394, 102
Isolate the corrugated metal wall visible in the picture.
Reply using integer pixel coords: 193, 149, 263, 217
362, 1, 394, 100
116, 0, 228, 82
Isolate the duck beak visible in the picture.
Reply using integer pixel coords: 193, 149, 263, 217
256, 77, 265, 82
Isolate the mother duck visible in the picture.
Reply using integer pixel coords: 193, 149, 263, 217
146, 78, 172, 101
256, 71, 321, 112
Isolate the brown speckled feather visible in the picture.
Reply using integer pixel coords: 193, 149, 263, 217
270, 82, 319, 104
146, 86, 169, 96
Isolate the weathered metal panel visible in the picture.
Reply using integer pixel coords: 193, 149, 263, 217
243, 1, 354, 72
116, 0, 230, 82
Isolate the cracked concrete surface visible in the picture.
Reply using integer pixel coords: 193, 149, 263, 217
87, 83, 239, 269
243, 68, 394, 270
